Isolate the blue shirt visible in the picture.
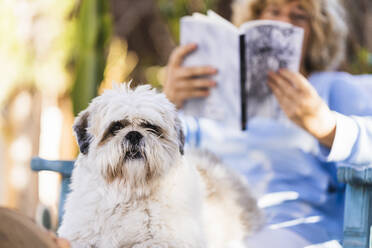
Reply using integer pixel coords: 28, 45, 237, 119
180, 72, 372, 244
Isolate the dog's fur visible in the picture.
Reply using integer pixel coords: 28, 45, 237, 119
58, 84, 262, 248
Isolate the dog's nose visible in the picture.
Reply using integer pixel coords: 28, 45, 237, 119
125, 131, 143, 145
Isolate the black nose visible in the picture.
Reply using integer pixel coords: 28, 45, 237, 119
125, 131, 143, 145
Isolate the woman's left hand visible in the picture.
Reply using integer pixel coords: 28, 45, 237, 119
267, 69, 336, 148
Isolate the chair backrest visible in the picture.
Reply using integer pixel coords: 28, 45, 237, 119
31, 157, 75, 226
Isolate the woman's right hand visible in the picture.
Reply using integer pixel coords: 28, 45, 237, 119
163, 43, 218, 109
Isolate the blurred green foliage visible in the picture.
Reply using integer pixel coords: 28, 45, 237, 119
348, 47, 372, 74
71, 0, 112, 115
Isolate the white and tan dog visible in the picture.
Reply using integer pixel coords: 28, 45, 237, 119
58, 84, 262, 248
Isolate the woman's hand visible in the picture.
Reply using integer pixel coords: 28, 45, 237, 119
163, 43, 217, 109
267, 69, 336, 148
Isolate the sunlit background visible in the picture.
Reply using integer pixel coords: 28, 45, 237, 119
0, 0, 371, 230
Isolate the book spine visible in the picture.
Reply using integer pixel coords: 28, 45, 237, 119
239, 34, 247, 131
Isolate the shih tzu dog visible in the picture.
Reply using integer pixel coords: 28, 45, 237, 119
58, 84, 262, 248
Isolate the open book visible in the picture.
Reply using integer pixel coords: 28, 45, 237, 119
180, 10, 304, 130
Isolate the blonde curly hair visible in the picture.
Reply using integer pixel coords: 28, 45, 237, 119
231, 0, 348, 73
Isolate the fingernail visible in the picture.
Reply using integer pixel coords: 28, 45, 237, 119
210, 68, 218, 73
190, 43, 197, 48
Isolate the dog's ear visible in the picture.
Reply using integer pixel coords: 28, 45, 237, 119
73, 110, 91, 155
175, 117, 185, 155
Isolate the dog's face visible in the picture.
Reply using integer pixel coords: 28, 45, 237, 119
73, 84, 184, 187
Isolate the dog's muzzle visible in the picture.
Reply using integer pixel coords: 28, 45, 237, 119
124, 131, 144, 160
126, 131, 143, 145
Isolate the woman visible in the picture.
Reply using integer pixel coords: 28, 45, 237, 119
163, 0, 372, 247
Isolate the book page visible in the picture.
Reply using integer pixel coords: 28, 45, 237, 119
180, 13, 241, 129
240, 20, 304, 121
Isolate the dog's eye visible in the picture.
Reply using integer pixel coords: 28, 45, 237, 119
141, 122, 162, 136
110, 122, 124, 135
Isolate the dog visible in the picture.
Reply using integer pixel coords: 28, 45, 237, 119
58, 83, 262, 248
